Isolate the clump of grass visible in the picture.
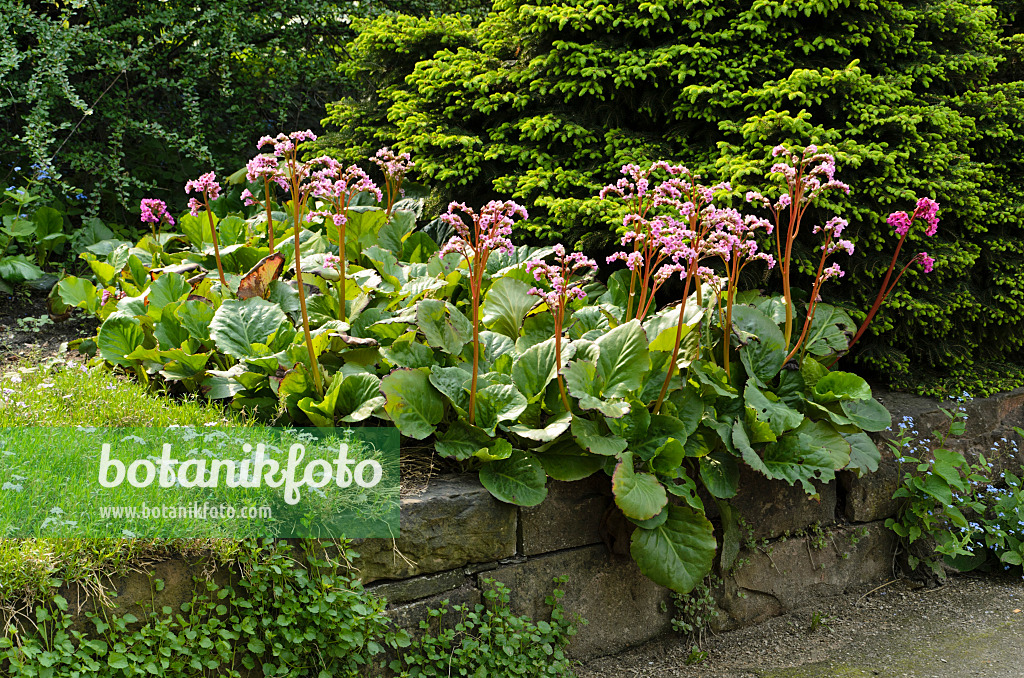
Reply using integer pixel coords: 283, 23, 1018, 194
0, 361, 247, 607
0, 359, 247, 428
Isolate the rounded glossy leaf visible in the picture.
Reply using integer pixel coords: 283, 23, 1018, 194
210, 298, 290, 359
813, 371, 871, 403
612, 452, 668, 520
479, 449, 548, 506
380, 368, 444, 440
630, 504, 717, 594
97, 314, 145, 367
481, 276, 537, 338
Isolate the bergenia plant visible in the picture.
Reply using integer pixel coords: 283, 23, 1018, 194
439, 200, 528, 424
746, 144, 851, 349
842, 198, 940, 357
371, 147, 414, 218
242, 153, 288, 253
526, 244, 598, 410
602, 162, 728, 321
705, 209, 775, 377
257, 129, 333, 397
309, 161, 381, 322
783, 215, 855, 363
601, 167, 730, 414
185, 172, 227, 286
139, 198, 174, 242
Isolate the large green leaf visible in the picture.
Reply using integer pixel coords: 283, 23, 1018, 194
344, 207, 387, 260
731, 304, 787, 385
596, 319, 650, 398
744, 381, 804, 436
632, 414, 691, 461
0, 254, 43, 283
210, 298, 290, 359
176, 299, 216, 343
97, 314, 145, 367
380, 368, 444, 439
479, 449, 548, 506
699, 452, 740, 499
630, 504, 717, 594
563, 360, 630, 417
473, 383, 529, 436
843, 431, 881, 476
813, 371, 871, 403
416, 298, 472, 355
481, 276, 537, 338
536, 439, 605, 481
743, 420, 851, 496
57, 277, 100, 313
804, 304, 855, 357
505, 411, 573, 442
335, 373, 386, 422
149, 273, 191, 312
512, 336, 572, 402
840, 397, 891, 432
612, 451, 668, 520
429, 365, 471, 411
571, 415, 627, 456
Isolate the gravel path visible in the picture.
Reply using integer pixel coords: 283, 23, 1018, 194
577, 574, 1024, 677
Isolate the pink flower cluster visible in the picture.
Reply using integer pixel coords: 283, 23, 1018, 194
139, 198, 174, 226
257, 130, 317, 157
185, 172, 221, 216
372, 147, 415, 181
814, 217, 855, 256
917, 252, 935, 273
888, 197, 940, 238
747, 145, 850, 212
438, 200, 527, 262
100, 289, 126, 306
312, 164, 381, 203
705, 209, 777, 269
245, 154, 288, 190
526, 244, 598, 309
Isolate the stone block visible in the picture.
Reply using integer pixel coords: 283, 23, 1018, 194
519, 474, 610, 556
708, 464, 836, 541
840, 440, 901, 523
353, 475, 517, 583
367, 569, 469, 605
717, 521, 895, 629
482, 544, 674, 660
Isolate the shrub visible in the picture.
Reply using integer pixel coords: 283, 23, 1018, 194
1, 0, 358, 223
318, 0, 1024, 395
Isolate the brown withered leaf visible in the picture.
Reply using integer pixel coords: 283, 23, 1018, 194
237, 252, 285, 300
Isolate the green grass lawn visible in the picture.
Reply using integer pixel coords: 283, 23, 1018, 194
0, 360, 397, 606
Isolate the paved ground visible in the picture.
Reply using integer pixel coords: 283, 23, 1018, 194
577, 574, 1024, 678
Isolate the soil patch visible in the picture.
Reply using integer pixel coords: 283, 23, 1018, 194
0, 285, 96, 366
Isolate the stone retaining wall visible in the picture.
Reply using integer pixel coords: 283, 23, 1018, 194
356, 388, 1024, 660
79, 389, 1024, 663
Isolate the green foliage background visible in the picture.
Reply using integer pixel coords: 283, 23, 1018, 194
319, 0, 1024, 395
0, 0, 486, 224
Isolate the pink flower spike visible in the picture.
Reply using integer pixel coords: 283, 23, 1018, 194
139, 198, 174, 226
915, 197, 940, 236
887, 211, 912, 237
185, 172, 221, 202
917, 252, 935, 273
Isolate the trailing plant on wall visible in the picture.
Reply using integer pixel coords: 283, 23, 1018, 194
57, 140, 916, 595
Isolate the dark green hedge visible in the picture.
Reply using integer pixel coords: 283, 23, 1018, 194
318, 0, 1024, 395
